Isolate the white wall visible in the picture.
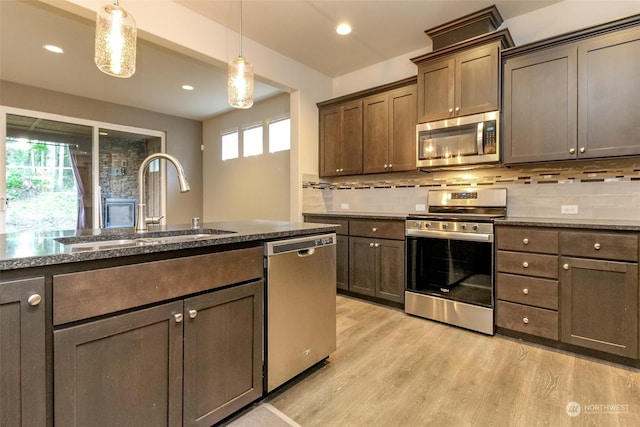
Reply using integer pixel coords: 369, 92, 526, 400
203, 94, 290, 222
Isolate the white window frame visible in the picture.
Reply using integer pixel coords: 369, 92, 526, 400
242, 123, 264, 158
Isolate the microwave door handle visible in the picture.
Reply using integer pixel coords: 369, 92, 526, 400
476, 123, 484, 155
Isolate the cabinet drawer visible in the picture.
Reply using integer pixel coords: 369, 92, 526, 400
496, 301, 558, 340
349, 219, 405, 240
496, 227, 558, 254
496, 273, 558, 310
53, 247, 263, 325
304, 216, 349, 235
560, 231, 638, 261
496, 251, 558, 279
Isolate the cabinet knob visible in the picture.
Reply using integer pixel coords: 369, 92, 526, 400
372, 227, 377, 232
188, 309, 198, 319
27, 294, 42, 306
384, 164, 388, 168
563, 263, 570, 270
523, 238, 529, 245
174, 313, 183, 323
522, 288, 529, 295
594, 243, 601, 250
455, 107, 460, 113
522, 261, 529, 268
336, 168, 340, 173
523, 317, 529, 324
449, 108, 454, 114
340, 168, 344, 172
374, 243, 380, 248
369, 242, 375, 248
569, 148, 576, 154
388, 164, 393, 168
579, 147, 586, 153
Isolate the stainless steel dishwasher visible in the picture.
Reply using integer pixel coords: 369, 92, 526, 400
264, 233, 337, 392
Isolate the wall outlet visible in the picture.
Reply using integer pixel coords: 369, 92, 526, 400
340, 203, 349, 210
561, 205, 578, 214
415, 204, 426, 212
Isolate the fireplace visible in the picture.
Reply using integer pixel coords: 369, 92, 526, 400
103, 198, 136, 228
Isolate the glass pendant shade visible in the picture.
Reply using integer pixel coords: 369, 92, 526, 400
228, 56, 254, 109
94, 1, 137, 78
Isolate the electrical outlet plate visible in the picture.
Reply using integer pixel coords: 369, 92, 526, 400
415, 204, 426, 212
561, 205, 578, 214
340, 203, 349, 210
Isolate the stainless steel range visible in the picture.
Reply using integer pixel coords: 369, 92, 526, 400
405, 188, 507, 335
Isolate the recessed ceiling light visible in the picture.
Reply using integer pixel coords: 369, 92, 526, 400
336, 23, 352, 36
43, 44, 64, 54
182, 84, 194, 91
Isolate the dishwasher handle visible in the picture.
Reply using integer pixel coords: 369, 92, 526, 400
265, 233, 336, 256
297, 248, 315, 257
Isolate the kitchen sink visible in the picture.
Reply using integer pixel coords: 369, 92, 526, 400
56, 228, 237, 252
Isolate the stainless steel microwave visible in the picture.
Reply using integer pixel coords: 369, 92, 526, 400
416, 111, 499, 169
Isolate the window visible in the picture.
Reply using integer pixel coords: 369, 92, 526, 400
243, 125, 263, 157
269, 117, 290, 153
221, 130, 239, 160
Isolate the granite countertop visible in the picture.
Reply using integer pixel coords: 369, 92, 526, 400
303, 211, 409, 220
496, 217, 640, 231
0, 220, 339, 271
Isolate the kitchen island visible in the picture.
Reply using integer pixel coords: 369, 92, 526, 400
0, 220, 338, 427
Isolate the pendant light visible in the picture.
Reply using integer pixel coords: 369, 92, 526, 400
228, 0, 254, 109
94, 0, 137, 78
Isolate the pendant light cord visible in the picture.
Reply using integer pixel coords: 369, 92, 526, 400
239, 0, 243, 57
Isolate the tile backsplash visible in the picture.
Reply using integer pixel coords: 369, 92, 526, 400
302, 158, 640, 220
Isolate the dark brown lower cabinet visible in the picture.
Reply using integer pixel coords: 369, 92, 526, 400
336, 235, 349, 290
350, 237, 404, 303
560, 257, 638, 358
0, 277, 46, 427
54, 280, 263, 427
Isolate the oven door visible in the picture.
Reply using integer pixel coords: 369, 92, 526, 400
406, 235, 494, 308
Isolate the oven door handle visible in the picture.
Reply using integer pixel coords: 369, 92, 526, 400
406, 229, 494, 242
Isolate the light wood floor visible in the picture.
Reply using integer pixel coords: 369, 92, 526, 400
266, 295, 640, 426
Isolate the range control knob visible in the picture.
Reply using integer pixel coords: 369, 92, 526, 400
472, 225, 479, 231
414, 221, 422, 228
461, 224, 467, 231
442, 223, 449, 230
426, 222, 432, 229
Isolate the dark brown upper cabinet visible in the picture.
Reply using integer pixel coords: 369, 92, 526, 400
319, 100, 363, 177
363, 85, 417, 174
503, 16, 640, 165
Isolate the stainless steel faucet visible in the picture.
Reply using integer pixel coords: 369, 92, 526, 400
136, 153, 190, 232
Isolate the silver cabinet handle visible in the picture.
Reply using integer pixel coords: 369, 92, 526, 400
448, 108, 454, 113
374, 243, 380, 248
569, 148, 576, 154
340, 168, 344, 172
372, 227, 377, 232
384, 164, 388, 168
563, 263, 570, 270
28, 294, 42, 306
594, 243, 601, 250
522, 288, 529, 295
455, 107, 460, 113
522, 261, 529, 268
523, 238, 529, 245
174, 313, 183, 323
188, 309, 197, 319
523, 317, 529, 324
579, 147, 585, 153
369, 242, 375, 248
388, 163, 392, 168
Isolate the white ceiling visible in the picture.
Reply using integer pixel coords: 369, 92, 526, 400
0, 0, 562, 121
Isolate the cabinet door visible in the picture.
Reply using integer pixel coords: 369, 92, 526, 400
336, 235, 349, 290
455, 43, 499, 117
503, 44, 578, 164
183, 281, 263, 427
363, 93, 390, 174
560, 257, 638, 358
319, 106, 341, 177
341, 100, 364, 175
349, 237, 377, 296
0, 278, 45, 427
377, 239, 405, 303
578, 26, 640, 159
417, 57, 455, 122
54, 301, 184, 427
388, 85, 417, 172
